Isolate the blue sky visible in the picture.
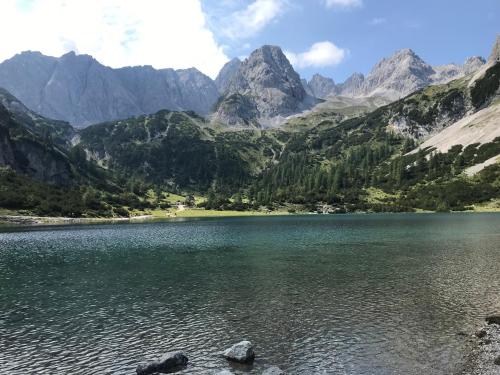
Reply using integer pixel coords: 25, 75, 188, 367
0, 0, 498, 81
203, 0, 499, 82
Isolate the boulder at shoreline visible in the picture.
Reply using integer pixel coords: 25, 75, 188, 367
222, 341, 255, 363
136, 351, 188, 375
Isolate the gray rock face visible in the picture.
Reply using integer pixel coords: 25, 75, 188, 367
222, 341, 255, 363
307, 74, 338, 98
463, 56, 487, 75
338, 73, 365, 97
301, 79, 314, 96
337, 49, 485, 100
214, 45, 314, 127
489, 35, 500, 63
215, 58, 241, 93
0, 51, 219, 127
360, 49, 436, 99
136, 351, 188, 375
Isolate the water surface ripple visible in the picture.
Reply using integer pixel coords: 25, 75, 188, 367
0, 213, 499, 374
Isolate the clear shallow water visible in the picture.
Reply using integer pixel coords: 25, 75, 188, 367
0, 213, 499, 375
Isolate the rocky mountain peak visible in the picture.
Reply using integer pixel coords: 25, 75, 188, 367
463, 56, 487, 74
227, 45, 304, 95
338, 72, 365, 97
307, 74, 338, 99
214, 45, 313, 127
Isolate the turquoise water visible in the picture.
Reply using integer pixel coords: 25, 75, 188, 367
0, 213, 499, 374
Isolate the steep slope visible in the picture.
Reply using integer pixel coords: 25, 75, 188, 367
0, 87, 75, 148
0, 98, 73, 184
213, 45, 316, 127
415, 101, 500, 153
409, 61, 500, 179
0, 51, 219, 126
215, 58, 241, 93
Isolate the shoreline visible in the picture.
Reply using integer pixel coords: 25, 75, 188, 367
456, 317, 500, 375
1, 209, 500, 227
0, 214, 155, 227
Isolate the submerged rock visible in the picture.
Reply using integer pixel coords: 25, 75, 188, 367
486, 315, 500, 325
136, 351, 188, 375
262, 366, 285, 374
222, 341, 255, 363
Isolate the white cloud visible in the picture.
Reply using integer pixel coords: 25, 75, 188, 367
285, 41, 346, 69
222, 0, 286, 39
370, 17, 387, 26
323, 0, 363, 9
0, 0, 229, 78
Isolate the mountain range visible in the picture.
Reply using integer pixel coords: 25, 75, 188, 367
0, 44, 488, 128
0, 51, 219, 127
0, 35, 498, 217
303, 51, 485, 100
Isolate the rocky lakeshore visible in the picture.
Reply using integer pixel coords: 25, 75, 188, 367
136, 341, 286, 374
457, 316, 500, 375
0, 214, 154, 226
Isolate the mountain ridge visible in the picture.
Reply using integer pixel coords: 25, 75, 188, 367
0, 51, 219, 127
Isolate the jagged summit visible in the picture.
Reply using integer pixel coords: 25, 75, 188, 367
307, 74, 337, 99
213, 45, 314, 127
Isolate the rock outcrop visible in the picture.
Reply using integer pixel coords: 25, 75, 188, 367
136, 351, 188, 375
222, 341, 255, 363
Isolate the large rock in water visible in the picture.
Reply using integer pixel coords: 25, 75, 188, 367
222, 341, 255, 363
486, 315, 500, 325
136, 351, 188, 375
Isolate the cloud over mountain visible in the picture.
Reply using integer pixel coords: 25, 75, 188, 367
0, 0, 228, 78
285, 41, 346, 68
